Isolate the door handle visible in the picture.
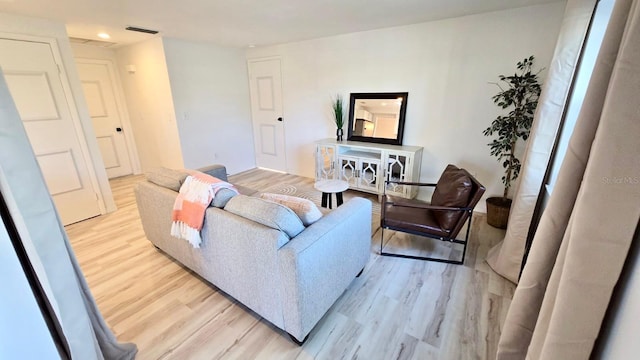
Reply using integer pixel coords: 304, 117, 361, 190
116, 127, 123, 132
277, 117, 283, 122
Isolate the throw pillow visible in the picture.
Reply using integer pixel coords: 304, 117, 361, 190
211, 188, 238, 208
146, 167, 189, 192
196, 164, 228, 181
224, 195, 305, 238
431, 164, 472, 231
260, 193, 323, 226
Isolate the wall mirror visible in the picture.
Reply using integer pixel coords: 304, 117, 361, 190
347, 92, 408, 145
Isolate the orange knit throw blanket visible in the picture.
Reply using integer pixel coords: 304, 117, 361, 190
170, 171, 237, 248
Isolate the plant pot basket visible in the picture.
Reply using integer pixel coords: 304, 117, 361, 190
486, 197, 512, 229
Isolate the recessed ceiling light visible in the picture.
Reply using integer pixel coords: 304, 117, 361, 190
97, 33, 110, 39
248, 44, 256, 48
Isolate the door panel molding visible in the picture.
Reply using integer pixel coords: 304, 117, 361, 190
81, 80, 108, 118
259, 124, 277, 156
256, 76, 275, 111
4, 71, 61, 121
96, 136, 121, 169
35, 149, 83, 195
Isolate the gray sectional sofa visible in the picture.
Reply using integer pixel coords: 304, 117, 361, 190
134, 165, 372, 343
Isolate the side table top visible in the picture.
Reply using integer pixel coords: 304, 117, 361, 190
314, 179, 349, 193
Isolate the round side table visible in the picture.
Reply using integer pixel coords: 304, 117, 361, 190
314, 179, 349, 209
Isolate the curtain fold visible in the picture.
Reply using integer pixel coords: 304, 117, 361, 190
486, 0, 597, 284
496, 0, 640, 358
0, 70, 137, 359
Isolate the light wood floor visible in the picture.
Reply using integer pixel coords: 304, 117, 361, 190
65, 169, 515, 360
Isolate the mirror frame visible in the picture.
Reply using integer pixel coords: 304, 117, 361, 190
347, 92, 408, 146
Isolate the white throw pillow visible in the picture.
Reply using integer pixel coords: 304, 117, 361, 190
260, 193, 323, 226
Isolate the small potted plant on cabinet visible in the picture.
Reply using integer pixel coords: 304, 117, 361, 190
332, 94, 345, 141
484, 56, 542, 228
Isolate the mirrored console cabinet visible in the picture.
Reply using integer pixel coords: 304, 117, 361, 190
315, 139, 423, 199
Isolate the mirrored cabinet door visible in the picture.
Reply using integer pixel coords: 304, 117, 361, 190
316, 145, 336, 180
385, 152, 410, 196
358, 159, 380, 192
338, 157, 359, 187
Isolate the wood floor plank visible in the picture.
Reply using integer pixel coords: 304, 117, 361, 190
64, 169, 516, 359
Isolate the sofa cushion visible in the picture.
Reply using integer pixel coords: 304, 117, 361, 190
146, 167, 189, 192
224, 195, 305, 238
211, 188, 238, 208
431, 164, 472, 231
260, 193, 323, 226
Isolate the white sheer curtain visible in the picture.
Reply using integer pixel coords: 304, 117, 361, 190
486, 0, 599, 284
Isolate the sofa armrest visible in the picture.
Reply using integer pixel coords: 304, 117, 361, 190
277, 197, 372, 341
196, 164, 228, 181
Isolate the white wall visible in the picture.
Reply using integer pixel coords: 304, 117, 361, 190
116, 37, 184, 171
162, 38, 255, 175
246, 2, 566, 211
596, 228, 640, 358
0, 12, 116, 212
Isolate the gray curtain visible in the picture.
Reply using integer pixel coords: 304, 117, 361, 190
486, 0, 598, 284
496, 0, 640, 358
0, 70, 136, 359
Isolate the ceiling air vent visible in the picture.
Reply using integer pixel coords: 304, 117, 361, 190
125, 26, 159, 34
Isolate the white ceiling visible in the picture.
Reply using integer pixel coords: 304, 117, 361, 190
0, 0, 563, 48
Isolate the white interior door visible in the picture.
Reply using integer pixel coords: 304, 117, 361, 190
0, 38, 101, 225
76, 60, 133, 178
248, 58, 287, 172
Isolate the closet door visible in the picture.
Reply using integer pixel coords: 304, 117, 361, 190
0, 38, 101, 225
248, 58, 287, 172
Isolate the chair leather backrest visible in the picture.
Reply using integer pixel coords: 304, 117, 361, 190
431, 165, 473, 230
447, 168, 486, 238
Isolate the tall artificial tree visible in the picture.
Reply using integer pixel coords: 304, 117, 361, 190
484, 56, 542, 199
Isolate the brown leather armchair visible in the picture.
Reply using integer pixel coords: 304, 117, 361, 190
380, 164, 485, 264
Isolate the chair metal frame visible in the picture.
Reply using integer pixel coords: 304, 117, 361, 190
380, 181, 474, 265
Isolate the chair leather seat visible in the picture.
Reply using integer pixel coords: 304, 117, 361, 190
383, 199, 450, 238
